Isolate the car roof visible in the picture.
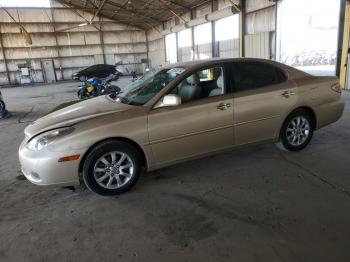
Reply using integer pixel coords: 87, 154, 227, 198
164, 58, 278, 69
162, 58, 308, 79
89, 64, 114, 67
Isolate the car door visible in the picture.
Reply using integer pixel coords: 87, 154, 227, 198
231, 61, 298, 146
147, 65, 235, 166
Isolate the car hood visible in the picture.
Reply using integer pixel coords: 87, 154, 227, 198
24, 95, 133, 138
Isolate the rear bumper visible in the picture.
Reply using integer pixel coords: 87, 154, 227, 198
315, 98, 345, 129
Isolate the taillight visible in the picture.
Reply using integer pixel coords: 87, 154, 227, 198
331, 83, 342, 93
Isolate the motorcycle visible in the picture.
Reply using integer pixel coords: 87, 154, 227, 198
131, 71, 138, 82
77, 73, 121, 100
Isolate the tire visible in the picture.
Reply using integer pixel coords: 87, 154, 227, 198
79, 75, 86, 82
106, 85, 121, 95
77, 90, 87, 100
279, 109, 315, 151
82, 140, 143, 196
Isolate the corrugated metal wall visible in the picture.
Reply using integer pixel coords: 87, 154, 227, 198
217, 39, 240, 58
178, 46, 192, 62
244, 32, 270, 59
147, 0, 275, 67
0, 0, 147, 86
245, 0, 276, 59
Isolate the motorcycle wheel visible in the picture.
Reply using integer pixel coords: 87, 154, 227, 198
78, 90, 88, 100
106, 85, 121, 95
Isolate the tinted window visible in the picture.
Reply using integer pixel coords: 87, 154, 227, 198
233, 62, 287, 92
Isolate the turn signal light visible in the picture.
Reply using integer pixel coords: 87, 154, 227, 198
331, 83, 342, 93
58, 155, 80, 162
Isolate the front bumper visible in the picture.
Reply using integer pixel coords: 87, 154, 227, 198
18, 139, 81, 186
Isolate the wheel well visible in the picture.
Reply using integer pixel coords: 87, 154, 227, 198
78, 137, 147, 174
293, 106, 317, 129
278, 106, 317, 140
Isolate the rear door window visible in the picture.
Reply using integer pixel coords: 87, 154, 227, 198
232, 62, 287, 92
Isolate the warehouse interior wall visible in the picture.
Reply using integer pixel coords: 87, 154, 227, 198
0, 0, 148, 86
0, 0, 346, 86
146, 0, 272, 68
149, 0, 344, 80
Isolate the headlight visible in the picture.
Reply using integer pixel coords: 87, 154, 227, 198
26, 127, 75, 151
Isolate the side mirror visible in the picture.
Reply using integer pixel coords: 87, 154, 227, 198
154, 94, 182, 108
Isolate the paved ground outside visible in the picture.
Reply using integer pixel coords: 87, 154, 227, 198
0, 79, 349, 262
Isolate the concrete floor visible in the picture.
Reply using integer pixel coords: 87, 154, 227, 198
0, 79, 349, 262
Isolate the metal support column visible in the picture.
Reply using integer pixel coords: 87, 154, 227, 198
145, 30, 150, 68
239, 0, 246, 57
0, 24, 10, 85
99, 16, 106, 64
190, 9, 196, 60
338, 0, 348, 88
211, 0, 218, 58
48, 1, 59, 81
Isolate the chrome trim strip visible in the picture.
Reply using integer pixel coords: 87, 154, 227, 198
146, 115, 280, 146
149, 124, 234, 145
234, 115, 280, 126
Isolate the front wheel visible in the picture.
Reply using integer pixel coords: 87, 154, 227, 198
105, 85, 121, 95
82, 141, 143, 195
279, 109, 314, 151
77, 90, 88, 100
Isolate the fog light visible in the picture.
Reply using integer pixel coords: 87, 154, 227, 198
30, 171, 40, 180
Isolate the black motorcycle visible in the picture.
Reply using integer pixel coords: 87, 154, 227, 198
78, 73, 121, 100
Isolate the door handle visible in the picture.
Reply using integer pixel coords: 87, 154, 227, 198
216, 103, 231, 110
281, 90, 295, 98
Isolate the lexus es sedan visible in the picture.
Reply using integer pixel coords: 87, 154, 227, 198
19, 58, 345, 195
72, 64, 116, 81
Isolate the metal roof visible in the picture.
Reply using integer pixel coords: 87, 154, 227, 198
57, 0, 210, 30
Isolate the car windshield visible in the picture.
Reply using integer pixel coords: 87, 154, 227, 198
116, 68, 185, 105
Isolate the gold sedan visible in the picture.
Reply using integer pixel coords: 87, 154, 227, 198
18, 58, 345, 195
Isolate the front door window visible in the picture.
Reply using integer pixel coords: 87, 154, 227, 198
170, 67, 225, 103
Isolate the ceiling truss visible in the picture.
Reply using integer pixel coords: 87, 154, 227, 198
56, 0, 210, 30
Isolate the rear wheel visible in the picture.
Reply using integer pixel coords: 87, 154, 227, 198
82, 141, 143, 195
279, 109, 314, 151
106, 85, 121, 95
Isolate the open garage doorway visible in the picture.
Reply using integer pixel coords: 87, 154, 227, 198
276, 0, 341, 76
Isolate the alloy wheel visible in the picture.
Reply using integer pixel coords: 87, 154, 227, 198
286, 116, 311, 146
93, 151, 134, 189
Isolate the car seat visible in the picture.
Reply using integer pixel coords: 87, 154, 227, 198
179, 74, 202, 103
209, 74, 224, 97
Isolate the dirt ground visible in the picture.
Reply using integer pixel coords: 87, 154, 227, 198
0, 79, 349, 262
